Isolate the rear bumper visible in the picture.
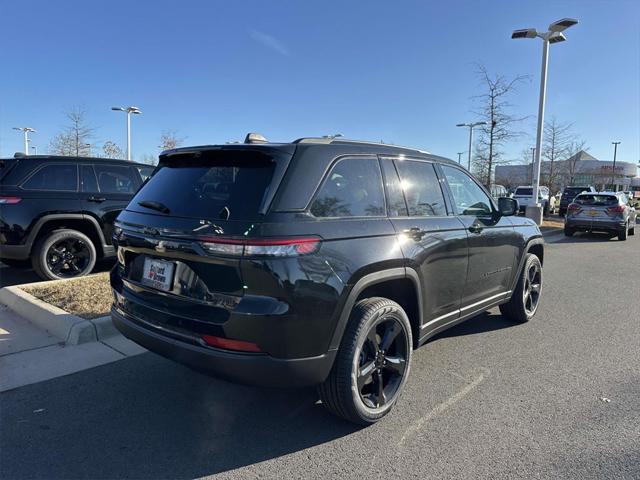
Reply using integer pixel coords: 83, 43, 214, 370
0, 244, 30, 260
565, 218, 626, 232
111, 306, 337, 388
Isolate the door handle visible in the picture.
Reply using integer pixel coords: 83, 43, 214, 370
88, 196, 106, 203
403, 227, 427, 240
468, 223, 483, 234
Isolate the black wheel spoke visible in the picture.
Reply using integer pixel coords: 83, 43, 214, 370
376, 371, 386, 407
366, 328, 380, 354
357, 361, 376, 390
380, 322, 401, 352
384, 355, 406, 376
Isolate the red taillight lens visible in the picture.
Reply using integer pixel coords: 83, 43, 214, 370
198, 236, 321, 257
0, 196, 21, 204
201, 335, 262, 353
567, 203, 581, 212
606, 205, 625, 214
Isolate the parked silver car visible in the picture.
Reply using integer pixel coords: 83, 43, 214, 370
564, 192, 637, 240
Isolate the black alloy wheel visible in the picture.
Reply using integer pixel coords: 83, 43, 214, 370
46, 238, 91, 278
522, 260, 542, 317
356, 317, 408, 409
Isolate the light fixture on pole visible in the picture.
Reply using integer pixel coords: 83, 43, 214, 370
455, 122, 486, 170
111, 106, 142, 160
31, 145, 37, 155
511, 17, 578, 225
457, 152, 464, 164
611, 141, 621, 191
13, 127, 36, 156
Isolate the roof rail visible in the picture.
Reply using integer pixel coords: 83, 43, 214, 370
292, 136, 430, 154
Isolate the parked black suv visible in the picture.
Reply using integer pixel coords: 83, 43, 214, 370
110, 135, 544, 425
558, 185, 596, 216
0, 155, 154, 279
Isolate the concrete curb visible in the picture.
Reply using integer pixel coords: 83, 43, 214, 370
0, 286, 118, 346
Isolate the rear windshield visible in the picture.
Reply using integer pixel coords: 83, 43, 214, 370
575, 195, 618, 206
128, 150, 278, 221
515, 188, 532, 196
564, 187, 586, 196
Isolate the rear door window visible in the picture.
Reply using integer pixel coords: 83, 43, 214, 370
380, 159, 408, 217
94, 165, 139, 194
310, 157, 385, 218
80, 165, 99, 192
394, 160, 447, 217
130, 150, 279, 220
22, 164, 78, 191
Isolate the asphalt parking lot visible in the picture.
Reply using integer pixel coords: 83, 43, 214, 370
1, 231, 639, 479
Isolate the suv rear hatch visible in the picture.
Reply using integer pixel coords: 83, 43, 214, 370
113, 145, 295, 324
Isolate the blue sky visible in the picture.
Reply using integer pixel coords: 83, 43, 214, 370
1, 0, 638, 166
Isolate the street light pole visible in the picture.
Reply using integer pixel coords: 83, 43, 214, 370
12, 127, 36, 155
456, 122, 486, 171
611, 141, 620, 191
111, 106, 142, 161
511, 17, 578, 225
457, 152, 464, 164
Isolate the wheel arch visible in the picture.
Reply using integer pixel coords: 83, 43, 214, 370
328, 268, 423, 351
510, 237, 545, 292
27, 214, 107, 258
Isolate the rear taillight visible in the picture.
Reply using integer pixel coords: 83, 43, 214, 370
0, 196, 21, 204
567, 203, 581, 213
197, 236, 321, 257
606, 205, 625, 214
201, 335, 262, 353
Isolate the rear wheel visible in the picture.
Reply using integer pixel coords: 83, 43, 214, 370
618, 223, 628, 241
500, 253, 542, 323
32, 229, 97, 280
318, 297, 412, 425
629, 223, 635, 236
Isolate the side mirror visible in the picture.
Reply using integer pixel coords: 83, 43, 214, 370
498, 197, 518, 216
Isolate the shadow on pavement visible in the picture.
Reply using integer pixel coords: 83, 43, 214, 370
551, 231, 622, 244
0, 260, 114, 288
0, 353, 358, 479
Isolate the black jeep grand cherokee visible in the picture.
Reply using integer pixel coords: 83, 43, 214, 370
111, 135, 544, 425
0, 155, 154, 280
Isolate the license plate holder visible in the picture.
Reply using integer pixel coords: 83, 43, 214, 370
141, 257, 175, 292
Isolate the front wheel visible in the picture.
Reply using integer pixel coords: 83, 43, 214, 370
318, 297, 413, 425
618, 223, 628, 241
500, 253, 543, 323
32, 229, 97, 280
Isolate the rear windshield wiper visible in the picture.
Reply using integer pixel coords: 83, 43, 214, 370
137, 200, 171, 214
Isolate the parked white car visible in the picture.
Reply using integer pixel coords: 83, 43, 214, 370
513, 185, 556, 215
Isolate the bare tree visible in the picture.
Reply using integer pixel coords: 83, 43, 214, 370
471, 65, 529, 187
562, 140, 588, 185
159, 130, 185, 151
102, 140, 125, 159
139, 153, 158, 165
48, 106, 96, 156
540, 117, 574, 192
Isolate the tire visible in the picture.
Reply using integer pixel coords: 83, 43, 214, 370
318, 297, 413, 425
31, 229, 97, 280
629, 222, 635, 236
564, 226, 574, 237
618, 223, 628, 241
500, 253, 542, 324
543, 202, 549, 216
0, 259, 31, 269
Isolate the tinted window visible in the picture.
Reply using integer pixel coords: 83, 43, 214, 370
441, 165, 492, 216
515, 187, 533, 196
395, 160, 446, 216
94, 165, 138, 194
310, 157, 384, 218
380, 159, 408, 217
136, 165, 154, 182
575, 195, 618, 206
81, 165, 98, 192
22, 164, 78, 191
130, 151, 277, 220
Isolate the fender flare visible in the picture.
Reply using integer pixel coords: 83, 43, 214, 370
510, 236, 544, 292
24, 214, 107, 253
327, 267, 423, 350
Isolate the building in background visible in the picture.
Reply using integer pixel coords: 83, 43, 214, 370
495, 150, 640, 193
